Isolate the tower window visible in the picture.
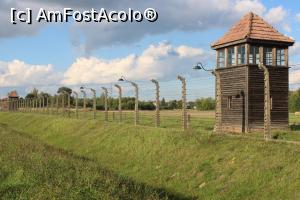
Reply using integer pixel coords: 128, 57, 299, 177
218, 49, 225, 68
249, 46, 260, 64
237, 45, 246, 65
227, 47, 235, 66
264, 47, 273, 65
276, 48, 285, 66
227, 96, 233, 109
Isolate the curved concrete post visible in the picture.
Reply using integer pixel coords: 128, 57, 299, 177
177, 75, 187, 131
114, 84, 122, 123
151, 79, 160, 127
101, 87, 109, 122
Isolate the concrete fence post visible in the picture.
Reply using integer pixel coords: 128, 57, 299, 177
46, 97, 49, 113
33, 98, 35, 112
30, 99, 32, 112
25, 99, 28, 112
42, 97, 45, 112
50, 96, 54, 115
214, 71, 222, 134
61, 93, 65, 115
56, 95, 59, 114
93, 90, 96, 120
151, 79, 160, 127
114, 84, 122, 123
81, 90, 87, 110
102, 87, 108, 122
177, 75, 188, 131
39, 97, 41, 111
31, 99, 33, 112
35, 98, 38, 112
259, 62, 271, 140
73, 91, 78, 118
88, 89, 97, 120
67, 93, 71, 118
131, 82, 139, 126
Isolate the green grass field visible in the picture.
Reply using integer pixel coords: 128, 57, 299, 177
0, 111, 300, 199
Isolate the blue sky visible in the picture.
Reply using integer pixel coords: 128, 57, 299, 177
0, 0, 300, 99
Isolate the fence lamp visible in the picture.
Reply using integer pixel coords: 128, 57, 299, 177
193, 62, 215, 76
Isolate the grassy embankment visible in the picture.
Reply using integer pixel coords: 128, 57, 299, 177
0, 112, 300, 199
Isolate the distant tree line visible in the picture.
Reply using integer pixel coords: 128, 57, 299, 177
24, 86, 299, 112
289, 89, 300, 113
24, 87, 217, 111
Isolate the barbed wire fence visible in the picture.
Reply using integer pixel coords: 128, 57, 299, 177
0, 76, 216, 131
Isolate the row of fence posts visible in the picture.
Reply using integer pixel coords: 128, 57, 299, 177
0, 60, 275, 139
2, 75, 191, 131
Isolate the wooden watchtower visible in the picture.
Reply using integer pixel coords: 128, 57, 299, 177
8, 90, 19, 111
211, 12, 294, 133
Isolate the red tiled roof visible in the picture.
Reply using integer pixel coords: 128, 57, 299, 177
211, 12, 294, 48
8, 90, 19, 98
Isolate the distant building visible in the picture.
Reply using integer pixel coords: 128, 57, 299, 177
211, 12, 294, 132
0, 90, 19, 111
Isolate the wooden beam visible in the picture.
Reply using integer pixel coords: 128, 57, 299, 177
245, 43, 250, 65
272, 47, 276, 66
285, 48, 289, 67
235, 46, 238, 66
225, 48, 228, 68
216, 50, 219, 68
259, 46, 264, 64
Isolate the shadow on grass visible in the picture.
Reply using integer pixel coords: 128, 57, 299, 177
0, 123, 196, 200
290, 124, 300, 131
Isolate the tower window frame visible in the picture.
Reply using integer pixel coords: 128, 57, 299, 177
237, 45, 246, 65
264, 47, 273, 66
249, 46, 260, 65
227, 47, 235, 67
276, 48, 285, 66
218, 49, 225, 68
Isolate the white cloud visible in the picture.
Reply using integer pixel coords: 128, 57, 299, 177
233, 0, 266, 15
264, 6, 287, 25
176, 46, 205, 58
282, 23, 291, 33
0, 1, 54, 38
290, 42, 300, 56
0, 0, 268, 52
0, 43, 209, 87
296, 13, 300, 22
0, 60, 61, 87
290, 70, 300, 85
62, 42, 208, 85
74, 0, 267, 52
